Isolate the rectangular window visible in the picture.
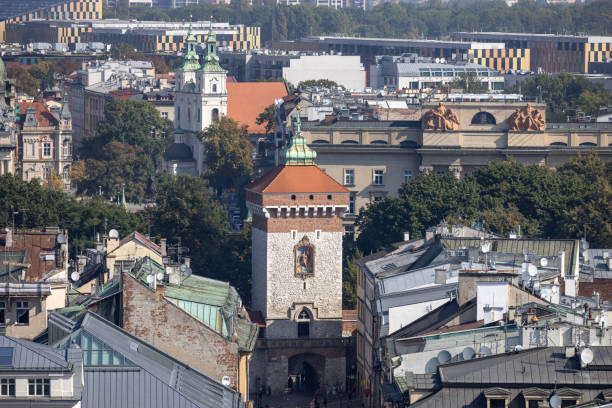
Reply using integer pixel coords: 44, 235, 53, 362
28, 378, 50, 396
31, 143, 35, 157
344, 225, 355, 240
43, 143, 51, 157
373, 194, 383, 203
0, 378, 15, 396
373, 169, 384, 185
344, 169, 354, 186
16, 301, 29, 325
0, 302, 4, 325
348, 193, 355, 214
161, 112, 168, 119
403, 170, 413, 183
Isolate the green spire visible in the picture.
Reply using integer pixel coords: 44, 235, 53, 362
201, 18, 225, 72
179, 16, 201, 71
280, 108, 316, 166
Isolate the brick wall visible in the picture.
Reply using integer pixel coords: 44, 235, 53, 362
122, 273, 240, 388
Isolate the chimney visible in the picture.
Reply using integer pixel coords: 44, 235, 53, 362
184, 257, 190, 268
403, 232, 410, 242
160, 238, 167, 257
106, 234, 119, 254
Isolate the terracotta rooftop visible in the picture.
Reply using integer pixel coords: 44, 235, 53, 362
18, 102, 57, 128
226, 82, 288, 135
246, 165, 349, 194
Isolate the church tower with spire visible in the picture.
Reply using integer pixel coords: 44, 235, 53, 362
246, 108, 350, 394
173, 20, 227, 133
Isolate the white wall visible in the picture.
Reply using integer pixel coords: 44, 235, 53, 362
388, 299, 450, 334
283, 55, 366, 91
476, 281, 509, 322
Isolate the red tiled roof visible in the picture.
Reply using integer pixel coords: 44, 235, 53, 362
116, 231, 162, 255
246, 165, 349, 194
226, 82, 288, 135
579, 278, 612, 301
109, 90, 139, 98
17, 102, 57, 128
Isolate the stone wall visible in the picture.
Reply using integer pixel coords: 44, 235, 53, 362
264, 230, 343, 324
121, 273, 240, 388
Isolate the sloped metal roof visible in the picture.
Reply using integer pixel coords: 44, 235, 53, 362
53, 312, 244, 408
0, 336, 71, 372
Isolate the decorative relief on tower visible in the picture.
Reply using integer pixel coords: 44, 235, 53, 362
422, 102, 460, 131
506, 103, 545, 131
295, 236, 315, 278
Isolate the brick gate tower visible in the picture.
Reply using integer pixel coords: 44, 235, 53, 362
246, 110, 350, 394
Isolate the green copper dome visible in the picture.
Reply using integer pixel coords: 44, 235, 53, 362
280, 110, 317, 166
179, 22, 201, 71
201, 21, 225, 72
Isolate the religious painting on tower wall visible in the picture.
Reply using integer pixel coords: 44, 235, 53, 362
295, 237, 315, 277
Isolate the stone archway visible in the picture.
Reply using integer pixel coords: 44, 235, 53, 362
288, 353, 325, 392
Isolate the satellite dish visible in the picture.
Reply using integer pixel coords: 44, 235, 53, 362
57, 234, 67, 244
221, 376, 231, 387
424, 357, 439, 374
109, 229, 119, 239
528, 264, 538, 277
581, 348, 594, 365
146, 274, 155, 284
540, 258, 548, 267
462, 347, 475, 360
156, 272, 165, 281
515, 345, 523, 351
437, 350, 452, 364
180, 264, 187, 272
550, 395, 562, 408
481, 242, 490, 253
480, 346, 492, 357
70, 271, 80, 282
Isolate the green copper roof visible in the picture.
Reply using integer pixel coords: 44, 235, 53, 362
179, 22, 201, 71
201, 22, 225, 73
280, 112, 317, 165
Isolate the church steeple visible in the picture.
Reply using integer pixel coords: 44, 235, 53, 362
179, 16, 201, 71
201, 18, 225, 72
280, 107, 317, 166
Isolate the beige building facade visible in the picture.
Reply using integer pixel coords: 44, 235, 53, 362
294, 100, 612, 229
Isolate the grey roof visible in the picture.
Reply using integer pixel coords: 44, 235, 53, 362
394, 62, 496, 77
411, 347, 612, 407
440, 347, 612, 386
53, 312, 244, 408
0, 282, 51, 297
441, 238, 580, 277
0, 336, 72, 372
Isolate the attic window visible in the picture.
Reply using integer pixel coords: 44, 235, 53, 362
327, 195, 332, 200
309, 195, 314, 200
381, 263, 397, 271
291, 195, 296, 200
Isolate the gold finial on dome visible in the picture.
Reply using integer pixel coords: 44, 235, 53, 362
280, 105, 316, 166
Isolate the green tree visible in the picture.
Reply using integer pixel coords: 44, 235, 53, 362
28, 62, 55, 93
200, 117, 254, 194
110, 43, 143, 60
450, 72, 489, 94
7, 65, 39, 97
150, 175, 229, 276
342, 248, 362, 309
255, 104, 275, 135
149, 56, 171, 74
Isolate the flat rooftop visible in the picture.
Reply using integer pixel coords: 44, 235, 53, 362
453, 31, 612, 43
303, 36, 505, 50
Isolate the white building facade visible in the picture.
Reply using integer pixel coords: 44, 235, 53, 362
283, 55, 366, 91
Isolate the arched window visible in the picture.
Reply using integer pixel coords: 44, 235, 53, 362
177, 106, 180, 121
297, 308, 311, 338
341, 140, 358, 144
579, 142, 597, 147
212, 108, 219, 123
550, 142, 567, 146
312, 140, 329, 144
62, 139, 71, 157
62, 165, 70, 180
212, 84, 217, 93
471, 112, 496, 125
370, 140, 388, 145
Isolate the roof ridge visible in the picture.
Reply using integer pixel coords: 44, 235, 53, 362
9, 336, 70, 368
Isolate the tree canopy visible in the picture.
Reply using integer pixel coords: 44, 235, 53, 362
256, 104, 275, 135
297, 79, 344, 90
200, 116, 254, 194
107, 0, 612, 43
78, 98, 172, 201
355, 154, 612, 254
450, 72, 489, 94
509, 73, 612, 121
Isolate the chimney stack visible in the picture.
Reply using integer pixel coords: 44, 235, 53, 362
160, 238, 167, 257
